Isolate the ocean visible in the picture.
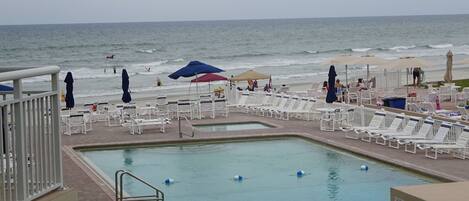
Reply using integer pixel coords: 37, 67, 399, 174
1, 15, 469, 103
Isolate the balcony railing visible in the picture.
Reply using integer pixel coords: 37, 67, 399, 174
0, 66, 63, 201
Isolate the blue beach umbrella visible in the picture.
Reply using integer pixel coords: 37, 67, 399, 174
64, 72, 75, 109
169, 61, 224, 95
0, 84, 13, 91
326, 65, 337, 103
122, 69, 132, 103
168, 61, 224, 79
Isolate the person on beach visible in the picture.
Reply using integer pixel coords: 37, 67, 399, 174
253, 80, 258, 89
413, 67, 421, 86
335, 79, 344, 101
145, 66, 151, 72
357, 78, 367, 91
113, 66, 117, 74
322, 81, 328, 92
156, 77, 162, 87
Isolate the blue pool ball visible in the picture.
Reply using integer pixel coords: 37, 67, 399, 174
164, 178, 174, 185
360, 165, 369, 171
233, 175, 243, 181
296, 170, 305, 177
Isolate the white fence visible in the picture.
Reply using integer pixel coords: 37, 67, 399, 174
0, 66, 63, 201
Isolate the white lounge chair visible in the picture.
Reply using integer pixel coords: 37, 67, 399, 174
130, 116, 171, 135
425, 127, 469, 159
377, 116, 422, 146
345, 111, 386, 140
389, 119, 434, 149
274, 96, 299, 120
365, 114, 405, 144
404, 122, 451, 154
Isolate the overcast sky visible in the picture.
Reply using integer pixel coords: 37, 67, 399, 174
2, 0, 469, 25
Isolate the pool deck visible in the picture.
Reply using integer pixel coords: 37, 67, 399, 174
61, 112, 469, 201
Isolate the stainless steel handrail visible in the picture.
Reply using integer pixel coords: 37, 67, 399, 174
115, 170, 164, 201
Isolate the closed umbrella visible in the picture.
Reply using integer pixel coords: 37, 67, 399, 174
444, 50, 453, 82
323, 55, 360, 88
326, 65, 337, 103
64, 72, 75, 109
122, 69, 131, 103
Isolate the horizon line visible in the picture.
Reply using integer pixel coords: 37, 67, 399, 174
1, 13, 469, 26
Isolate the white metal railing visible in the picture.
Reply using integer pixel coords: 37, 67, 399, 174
0, 66, 63, 201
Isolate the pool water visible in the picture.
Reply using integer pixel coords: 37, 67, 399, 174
80, 138, 433, 201
193, 122, 272, 132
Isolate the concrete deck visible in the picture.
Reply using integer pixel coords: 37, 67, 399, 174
61, 112, 469, 201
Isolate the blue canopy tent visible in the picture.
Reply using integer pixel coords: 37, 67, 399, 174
326, 65, 337, 103
64, 72, 75, 109
122, 69, 132, 103
168, 61, 224, 96
0, 84, 13, 92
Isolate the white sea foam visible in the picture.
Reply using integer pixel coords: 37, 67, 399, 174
388, 45, 416, 51
136, 49, 158, 54
428, 44, 453, 49
352, 48, 372, 52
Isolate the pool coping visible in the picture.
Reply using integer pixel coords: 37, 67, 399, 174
63, 132, 462, 201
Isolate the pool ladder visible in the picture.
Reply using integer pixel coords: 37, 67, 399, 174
178, 115, 195, 138
115, 170, 165, 201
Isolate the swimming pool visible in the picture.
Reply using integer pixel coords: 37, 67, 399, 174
80, 138, 434, 201
193, 122, 273, 132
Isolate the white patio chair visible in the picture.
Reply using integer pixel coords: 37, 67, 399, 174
365, 114, 405, 144
64, 114, 86, 135
199, 99, 214, 119
378, 116, 421, 146
177, 100, 193, 119
360, 90, 373, 105
213, 99, 228, 118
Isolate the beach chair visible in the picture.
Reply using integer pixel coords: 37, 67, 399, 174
345, 111, 386, 140
404, 122, 452, 154
241, 93, 272, 113
121, 105, 137, 125
360, 90, 373, 105
284, 97, 308, 120
227, 92, 250, 108
167, 101, 178, 119
64, 114, 87, 135
347, 87, 359, 104
199, 99, 214, 119
254, 94, 282, 115
257, 95, 288, 117
366, 114, 405, 145
274, 96, 299, 120
425, 127, 469, 159
389, 119, 434, 149
378, 117, 422, 146
177, 100, 193, 120
291, 98, 314, 120
156, 96, 168, 113
130, 115, 171, 135
213, 99, 228, 118
457, 106, 469, 121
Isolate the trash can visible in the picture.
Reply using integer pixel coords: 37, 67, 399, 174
383, 97, 406, 109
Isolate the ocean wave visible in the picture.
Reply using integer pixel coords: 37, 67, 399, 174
388, 45, 417, 51
427, 44, 453, 49
303, 50, 319, 54
136, 48, 158, 54
206, 53, 271, 60
351, 48, 373, 52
